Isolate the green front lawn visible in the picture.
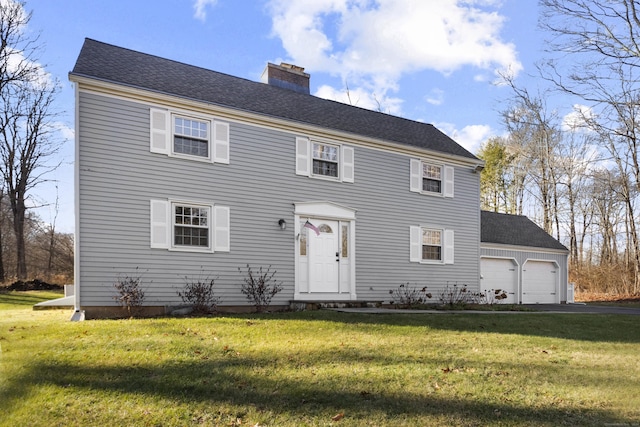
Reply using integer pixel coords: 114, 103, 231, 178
1, 293, 639, 426
0, 290, 64, 310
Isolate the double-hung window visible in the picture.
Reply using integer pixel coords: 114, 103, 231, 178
410, 226, 454, 264
173, 204, 210, 248
410, 159, 454, 197
422, 164, 442, 193
173, 117, 209, 158
150, 108, 230, 164
150, 199, 230, 253
312, 143, 339, 178
421, 228, 442, 261
295, 137, 355, 183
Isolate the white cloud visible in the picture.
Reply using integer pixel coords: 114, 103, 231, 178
425, 89, 444, 106
315, 84, 403, 115
562, 104, 595, 132
267, 0, 521, 113
436, 122, 494, 154
193, 0, 218, 21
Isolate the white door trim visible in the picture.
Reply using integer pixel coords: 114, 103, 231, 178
294, 201, 356, 301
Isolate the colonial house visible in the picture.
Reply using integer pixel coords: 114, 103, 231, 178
68, 39, 567, 319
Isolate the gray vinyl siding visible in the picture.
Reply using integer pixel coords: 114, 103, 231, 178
480, 246, 568, 302
77, 91, 481, 308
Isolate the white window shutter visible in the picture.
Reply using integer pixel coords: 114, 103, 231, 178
214, 206, 230, 252
444, 229, 454, 264
410, 159, 422, 192
444, 166, 454, 198
150, 200, 170, 249
150, 109, 170, 155
213, 121, 230, 164
296, 137, 310, 176
342, 146, 355, 183
409, 226, 421, 262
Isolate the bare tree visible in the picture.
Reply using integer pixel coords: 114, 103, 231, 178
538, 0, 640, 290
501, 79, 562, 235
0, 1, 60, 280
554, 129, 599, 267
0, 189, 5, 282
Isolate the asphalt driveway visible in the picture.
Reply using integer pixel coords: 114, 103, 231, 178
331, 303, 640, 315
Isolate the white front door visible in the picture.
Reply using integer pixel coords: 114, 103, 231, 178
308, 220, 340, 293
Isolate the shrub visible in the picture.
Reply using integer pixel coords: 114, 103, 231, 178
177, 276, 221, 315
484, 288, 508, 304
113, 273, 146, 316
238, 264, 283, 312
437, 282, 483, 307
389, 283, 432, 308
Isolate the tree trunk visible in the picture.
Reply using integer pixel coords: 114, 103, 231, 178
12, 195, 26, 280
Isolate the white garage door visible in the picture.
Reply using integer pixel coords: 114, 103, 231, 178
522, 260, 557, 304
480, 258, 518, 304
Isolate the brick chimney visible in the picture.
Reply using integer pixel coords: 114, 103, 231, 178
261, 62, 310, 95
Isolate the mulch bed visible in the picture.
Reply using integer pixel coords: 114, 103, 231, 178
1, 279, 64, 292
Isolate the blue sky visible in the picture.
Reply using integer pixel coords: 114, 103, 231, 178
25, 0, 550, 233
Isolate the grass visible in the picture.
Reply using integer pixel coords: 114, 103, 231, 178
1, 292, 640, 426
0, 290, 63, 309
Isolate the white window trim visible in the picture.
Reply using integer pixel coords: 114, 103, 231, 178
295, 136, 355, 183
171, 114, 213, 162
410, 225, 454, 265
410, 159, 454, 197
311, 141, 340, 180
150, 199, 230, 253
149, 107, 230, 165
171, 201, 213, 252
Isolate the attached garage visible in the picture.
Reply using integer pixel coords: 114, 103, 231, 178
480, 258, 518, 304
522, 260, 558, 303
480, 211, 569, 304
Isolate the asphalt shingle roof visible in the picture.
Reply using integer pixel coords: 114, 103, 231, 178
481, 210, 568, 251
70, 39, 478, 160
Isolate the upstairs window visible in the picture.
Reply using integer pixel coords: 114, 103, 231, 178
296, 137, 354, 183
410, 159, 454, 197
150, 108, 229, 164
173, 117, 209, 158
422, 164, 442, 193
312, 143, 339, 177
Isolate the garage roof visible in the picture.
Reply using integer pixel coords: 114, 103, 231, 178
481, 211, 568, 251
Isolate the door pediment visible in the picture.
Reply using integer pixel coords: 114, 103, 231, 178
294, 201, 356, 220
